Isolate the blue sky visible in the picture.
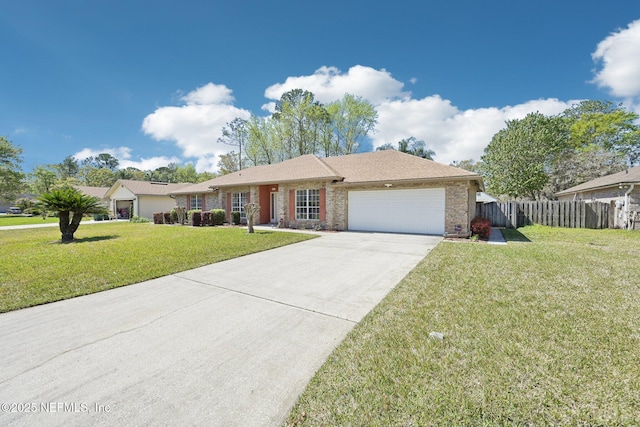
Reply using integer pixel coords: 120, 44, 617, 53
2, 0, 640, 173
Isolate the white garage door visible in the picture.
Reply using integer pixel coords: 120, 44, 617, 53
348, 188, 445, 235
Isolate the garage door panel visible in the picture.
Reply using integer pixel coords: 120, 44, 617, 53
348, 188, 444, 235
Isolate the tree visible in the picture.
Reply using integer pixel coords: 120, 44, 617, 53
545, 148, 626, 196
450, 159, 483, 173
0, 137, 25, 202
84, 167, 117, 187
481, 112, 568, 199
376, 137, 435, 160
327, 94, 377, 155
116, 167, 146, 181
217, 152, 239, 175
29, 165, 58, 194
273, 89, 326, 158
243, 203, 260, 234
563, 100, 640, 164
55, 156, 80, 179
245, 116, 280, 166
146, 163, 178, 182
175, 164, 198, 183
39, 187, 107, 243
82, 153, 119, 170
218, 118, 248, 170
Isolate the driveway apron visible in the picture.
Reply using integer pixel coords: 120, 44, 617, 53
0, 231, 441, 427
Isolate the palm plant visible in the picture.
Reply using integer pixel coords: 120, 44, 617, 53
38, 187, 107, 243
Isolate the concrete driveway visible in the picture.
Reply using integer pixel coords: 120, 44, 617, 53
0, 231, 441, 427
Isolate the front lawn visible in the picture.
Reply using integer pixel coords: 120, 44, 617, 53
0, 215, 60, 226
287, 225, 640, 426
0, 222, 314, 312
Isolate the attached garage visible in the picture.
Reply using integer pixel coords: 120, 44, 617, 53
348, 188, 445, 235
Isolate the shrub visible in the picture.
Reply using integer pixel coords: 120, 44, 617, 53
186, 209, 201, 225
212, 209, 226, 225
470, 217, 492, 239
201, 211, 212, 226
231, 211, 241, 225
170, 209, 178, 224
163, 212, 172, 224
153, 212, 164, 224
191, 211, 202, 227
130, 216, 151, 223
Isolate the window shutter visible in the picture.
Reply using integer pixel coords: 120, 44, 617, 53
289, 190, 295, 221
202, 194, 206, 210
226, 193, 232, 222
186, 195, 191, 210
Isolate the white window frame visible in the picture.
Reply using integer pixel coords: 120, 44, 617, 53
232, 192, 248, 218
296, 189, 320, 220
190, 194, 202, 210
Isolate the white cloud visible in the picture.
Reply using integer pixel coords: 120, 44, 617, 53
142, 83, 251, 172
73, 146, 180, 171
119, 156, 181, 171
264, 65, 410, 105
261, 65, 578, 165
138, 66, 585, 173
180, 82, 235, 105
73, 146, 133, 162
592, 19, 640, 99
374, 97, 576, 165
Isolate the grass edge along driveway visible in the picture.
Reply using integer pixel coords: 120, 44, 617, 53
286, 225, 640, 426
0, 222, 315, 313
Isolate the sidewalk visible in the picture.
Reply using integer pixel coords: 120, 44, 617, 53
488, 227, 507, 245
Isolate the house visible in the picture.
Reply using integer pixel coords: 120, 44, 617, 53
103, 180, 192, 219
171, 150, 483, 236
556, 166, 640, 229
75, 186, 110, 205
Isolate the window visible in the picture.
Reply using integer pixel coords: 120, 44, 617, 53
232, 192, 248, 218
296, 189, 320, 220
190, 194, 202, 210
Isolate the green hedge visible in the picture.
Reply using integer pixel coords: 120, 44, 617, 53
212, 209, 226, 225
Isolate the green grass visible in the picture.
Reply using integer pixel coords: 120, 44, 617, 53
0, 215, 60, 226
287, 225, 640, 426
0, 222, 314, 312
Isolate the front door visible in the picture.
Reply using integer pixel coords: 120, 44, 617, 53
270, 192, 278, 223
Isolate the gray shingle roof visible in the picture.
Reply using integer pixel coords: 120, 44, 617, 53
556, 166, 640, 195
75, 186, 110, 199
107, 180, 193, 197
172, 150, 482, 195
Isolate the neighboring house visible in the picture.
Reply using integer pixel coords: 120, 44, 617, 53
171, 150, 483, 236
476, 192, 498, 203
103, 180, 192, 219
0, 194, 36, 213
556, 166, 640, 229
75, 186, 110, 205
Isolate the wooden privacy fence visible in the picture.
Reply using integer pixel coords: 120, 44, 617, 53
476, 201, 611, 229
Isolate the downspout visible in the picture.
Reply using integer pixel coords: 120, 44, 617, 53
624, 183, 635, 229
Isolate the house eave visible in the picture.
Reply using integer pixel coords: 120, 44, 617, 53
330, 175, 483, 189
556, 181, 640, 197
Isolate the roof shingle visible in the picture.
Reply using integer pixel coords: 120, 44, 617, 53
556, 166, 640, 195
108, 180, 193, 196
172, 150, 482, 195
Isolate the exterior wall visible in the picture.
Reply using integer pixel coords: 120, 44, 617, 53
445, 183, 472, 237
136, 195, 179, 219
171, 179, 477, 234
333, 180, 476, 236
